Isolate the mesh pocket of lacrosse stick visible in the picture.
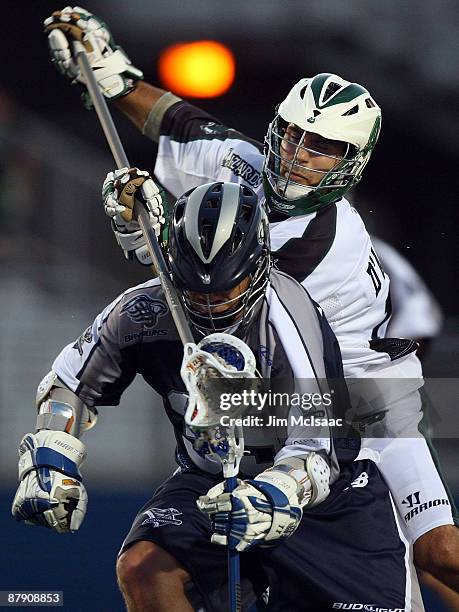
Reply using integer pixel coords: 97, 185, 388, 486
182, 333, 257, 428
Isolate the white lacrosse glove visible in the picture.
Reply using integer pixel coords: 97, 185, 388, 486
181, 333, 257, 430
198, 454, 330, 552
11, 431, 87, 533
44, 6, 143, 108
102, 167, 166, 266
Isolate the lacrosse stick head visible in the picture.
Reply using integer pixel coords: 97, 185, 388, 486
181, 333, 256, 429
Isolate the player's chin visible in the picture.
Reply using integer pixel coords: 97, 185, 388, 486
281, 172, 314, 187
279, 166, 307, 181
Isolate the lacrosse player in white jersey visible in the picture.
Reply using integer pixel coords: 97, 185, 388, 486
44, 6, 459, 597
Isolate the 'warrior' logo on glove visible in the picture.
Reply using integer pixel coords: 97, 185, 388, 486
121, 295, 168, 327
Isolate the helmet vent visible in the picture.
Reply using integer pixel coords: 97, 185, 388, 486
230, 227, 244, 254
323, 82, 342, 103
241, 185, 254, 197
365, 97, 376, 108
299, 84, 309, 98
174, 199, 186, 223
205, 196, 220, 209
342, 105, 359, 116
200, 222, 215, 258
205, 183, 223, 208
240, 202, 253, 223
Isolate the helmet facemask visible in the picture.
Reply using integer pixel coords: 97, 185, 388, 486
264, 116, 367, 214
181, 253, 270, 336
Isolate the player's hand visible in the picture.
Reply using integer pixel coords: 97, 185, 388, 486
44, 6, 143, 107
11, 431, 87, 533
102, 168, 166, 266
198, 470, 303, 552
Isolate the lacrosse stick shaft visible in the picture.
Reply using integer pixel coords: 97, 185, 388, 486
74, 43, 194, 345
225, 475, 242, 612
222, 425, 244, 612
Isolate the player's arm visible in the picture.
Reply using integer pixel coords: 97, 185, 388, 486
11, 293, 136, 533
44, 7, 262, 198
116, 81, 263, 199
349, 353, 455, 543
11, 371, 94, 533
114, 81, 167, 132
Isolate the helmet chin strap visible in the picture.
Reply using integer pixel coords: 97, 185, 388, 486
223, 320, 242, 335
192, 319, 242, 338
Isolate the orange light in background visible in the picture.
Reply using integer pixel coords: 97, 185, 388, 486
158, 41, 236, 98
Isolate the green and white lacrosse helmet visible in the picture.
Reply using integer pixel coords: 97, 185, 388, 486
263, 73, 381, 216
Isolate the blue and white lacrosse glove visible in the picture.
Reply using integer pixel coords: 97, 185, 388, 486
198, 454, 330, 552
181, 333, 257, 431
11, 431, 87, 533
44, 6, 143, 108
102, 168, 166, 266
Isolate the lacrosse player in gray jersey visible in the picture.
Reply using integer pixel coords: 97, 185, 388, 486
12, 177, 418, 611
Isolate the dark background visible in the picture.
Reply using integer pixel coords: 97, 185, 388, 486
0, 2, 457, 610
1, 0, 458, 313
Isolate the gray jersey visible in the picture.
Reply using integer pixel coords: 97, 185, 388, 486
52, 270, 353, 480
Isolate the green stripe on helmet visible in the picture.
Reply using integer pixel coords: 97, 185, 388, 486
309, 74, 369, 110
309, 73, 333, 106
364, 115, 381, 153
320, 83, 368, 109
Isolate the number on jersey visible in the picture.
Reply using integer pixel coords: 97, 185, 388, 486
366, 247, 385, 296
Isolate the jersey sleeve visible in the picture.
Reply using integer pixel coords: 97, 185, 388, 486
52, 293, 137, 407
143, 93, 264, 198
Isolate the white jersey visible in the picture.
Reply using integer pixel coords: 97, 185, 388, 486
269, 203, 391, 376
147, 94, 391, 377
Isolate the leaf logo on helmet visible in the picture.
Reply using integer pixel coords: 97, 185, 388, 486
263, 73, 381, 217
168, 182, 271, 335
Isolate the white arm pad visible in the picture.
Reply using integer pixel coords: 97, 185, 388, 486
258, 452, 330, 509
